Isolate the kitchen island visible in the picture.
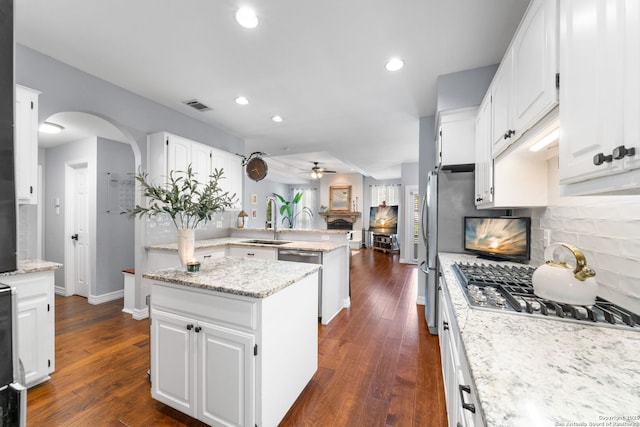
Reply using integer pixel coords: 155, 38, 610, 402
438, 253, 640, 426
144, 256, 320, 427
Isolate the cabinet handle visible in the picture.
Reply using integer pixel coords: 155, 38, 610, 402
503, 129, 516, 140
203, 255, 212, 259
247, 253, 255, 256
458, 384, 476, 413
71, 234, 79, 241
443, 321, 449, 331
186, 324, 194, 331
593, 152, 613, 166
194, 326, 202, 333
612, 145, 636, 160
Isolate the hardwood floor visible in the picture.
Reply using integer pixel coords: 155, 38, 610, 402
27, 249, 447, 426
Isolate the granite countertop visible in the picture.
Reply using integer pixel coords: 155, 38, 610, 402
147, 237, 348, 253
230, 227, 352, 235
438, 252, 640, 426
0, 259, 63, 276
143, 256, 321, 299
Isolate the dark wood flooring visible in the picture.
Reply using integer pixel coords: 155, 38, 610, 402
26, 248, 446, 426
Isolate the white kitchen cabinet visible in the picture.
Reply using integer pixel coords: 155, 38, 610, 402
211, 147, 243, 208
150, 270, 318, 427
474, 95, 493, 207
491, 0, 558, 158
438, 272, 483, 427
3, 271, 55, 388
147, 132, 212, 184
15, 85, 40, 204
558, 0, 640, 195
227, 246, 277, 260
437, 107, 477, 168
151, 308, 255, 426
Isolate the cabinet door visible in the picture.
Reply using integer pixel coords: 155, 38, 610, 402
623, 0, 640, 172
15, 86, 39, 204
151, 309, 197, 417
438, 109, 476, 167
490, 53, 514, 158
167, 135, 192, 178
17, 293, 49, 387
191, 141, 212, 181
197, 321, 255, 427
211, 148, 242, 208
475, 97, 493, 207
559, 0, 625, 183
512, 0, 558, 134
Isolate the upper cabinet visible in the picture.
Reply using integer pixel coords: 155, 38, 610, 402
437, 107, 477, 169
15, 85, 40, 205
559, 0, 640, 195
475, 95, 494, 207
491, 0, 559, 158
147, 131, 242, 208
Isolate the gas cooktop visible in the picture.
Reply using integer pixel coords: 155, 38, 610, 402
452, 262, 640, 331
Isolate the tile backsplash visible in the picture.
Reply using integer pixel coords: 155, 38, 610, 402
518, 159, 640, 314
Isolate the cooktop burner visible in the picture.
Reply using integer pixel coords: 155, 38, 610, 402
452, 262, 640, 330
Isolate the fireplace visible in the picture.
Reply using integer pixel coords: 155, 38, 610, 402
327, 219, 353, 230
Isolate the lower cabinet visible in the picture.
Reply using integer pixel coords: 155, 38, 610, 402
2, 271, 55, 388
227, 246, 276, 260
151, 309, 255, 426
150, 272, 318, 427
438, 273, 484, 427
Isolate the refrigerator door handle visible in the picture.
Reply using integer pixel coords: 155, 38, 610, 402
420, 193, 428, 244
419, 260, 430, 275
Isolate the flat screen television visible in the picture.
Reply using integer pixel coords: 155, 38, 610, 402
369, 205, 398, 234
463, 216, 531, 262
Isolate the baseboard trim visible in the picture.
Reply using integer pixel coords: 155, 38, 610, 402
88, 289, 124, 305
54, 286, 70, 296
131, 307, 149, 320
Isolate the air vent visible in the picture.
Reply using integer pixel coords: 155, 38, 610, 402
182, 99, 212, 112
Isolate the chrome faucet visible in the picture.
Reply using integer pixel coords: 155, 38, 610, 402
265, 195, 278, 240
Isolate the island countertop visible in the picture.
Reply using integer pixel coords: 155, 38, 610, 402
438, 252, 640, 426
143, 256, 321, 299
146, 236, 348, 253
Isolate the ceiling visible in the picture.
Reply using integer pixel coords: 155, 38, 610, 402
15, 0, 530, 182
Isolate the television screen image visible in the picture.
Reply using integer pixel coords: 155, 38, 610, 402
369, 205, 398, 234
464, 217, 531, 261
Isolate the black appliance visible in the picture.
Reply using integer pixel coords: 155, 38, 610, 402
453, 262, 640, 330
0, 0, 17, 273
0, 284, 26, 426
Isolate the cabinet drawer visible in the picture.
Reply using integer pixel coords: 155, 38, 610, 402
151, 283, 258, 331
228, 246, 277, 260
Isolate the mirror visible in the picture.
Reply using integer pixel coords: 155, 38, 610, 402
329, 185, 351, 211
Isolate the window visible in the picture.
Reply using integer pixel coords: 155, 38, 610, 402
290, 187, 316, 229
370, 184, 400, 206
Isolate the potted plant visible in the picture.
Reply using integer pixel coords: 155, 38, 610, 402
129, 165, 236, 268
274, 192, 313, 229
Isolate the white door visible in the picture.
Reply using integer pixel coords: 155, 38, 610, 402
71, 165, 90, 297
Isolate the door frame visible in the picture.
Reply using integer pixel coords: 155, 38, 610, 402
64, 160, 90, 297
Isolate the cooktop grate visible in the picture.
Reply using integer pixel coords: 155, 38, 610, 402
452, 262, 640, 330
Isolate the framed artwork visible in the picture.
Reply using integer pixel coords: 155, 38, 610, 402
251, 208, 257, 219
329, 185, 351, 211
250, 193, 258, 205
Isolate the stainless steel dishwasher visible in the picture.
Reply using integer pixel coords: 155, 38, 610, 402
278, 249, 322, 316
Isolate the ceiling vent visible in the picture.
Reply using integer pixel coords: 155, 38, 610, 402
182, 99, 212, 112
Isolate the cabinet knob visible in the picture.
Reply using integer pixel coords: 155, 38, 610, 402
443, 321, 449, 331
194, 326, 202, 333
186, 324, 194, 331
612, 145, 636, 160
593, 152, 613, 166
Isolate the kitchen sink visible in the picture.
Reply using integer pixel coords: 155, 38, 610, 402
241, 239, 291, 245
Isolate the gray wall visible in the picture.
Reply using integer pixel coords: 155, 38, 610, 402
96, 138, 135, 295
436, 64, 498, 113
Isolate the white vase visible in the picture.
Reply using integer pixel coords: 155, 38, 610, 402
177, 228, 195, 269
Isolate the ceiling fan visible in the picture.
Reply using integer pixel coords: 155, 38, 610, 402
310, 162, 336, 179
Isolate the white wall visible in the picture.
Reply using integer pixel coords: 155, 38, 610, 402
517, 157, 640, 314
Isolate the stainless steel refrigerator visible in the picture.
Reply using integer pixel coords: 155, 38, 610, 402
419, 169, 500, 335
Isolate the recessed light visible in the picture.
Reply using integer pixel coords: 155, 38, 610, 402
235, 96, 249, 105
39, 122, 64, 134
271, 115, 283, 123
385, 57, 404, 72
235, 7, 258, 29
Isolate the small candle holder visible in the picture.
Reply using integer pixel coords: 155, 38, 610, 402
186, 261, 201, 273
